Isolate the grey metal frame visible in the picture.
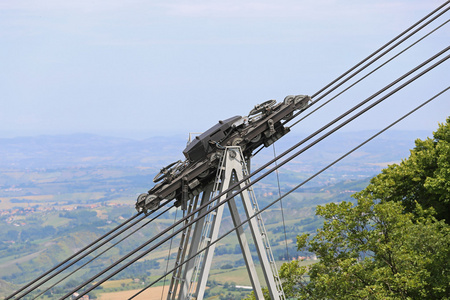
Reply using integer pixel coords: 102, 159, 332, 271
169, 146, 285, 299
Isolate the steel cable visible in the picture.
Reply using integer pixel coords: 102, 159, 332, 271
130, 85, 450, 299
11, 200, 170, 299
32, 203, 174, 300
311, 0, 450, 100
5, 211, 144, 300
285, 6, 450, 129
68, 48, 449, 300
273, 144, 290, 260
286, 17, 450, 129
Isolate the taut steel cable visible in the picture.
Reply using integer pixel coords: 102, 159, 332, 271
286, 18, 450, 130
5, 211, 145, 300
69, 49, 449, 300
131, 86, 449, 299
32, 204, 174, 300
311, 1, 450, 99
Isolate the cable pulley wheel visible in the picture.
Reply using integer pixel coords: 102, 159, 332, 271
145, 194, 160, 211
136, 193, 148, 205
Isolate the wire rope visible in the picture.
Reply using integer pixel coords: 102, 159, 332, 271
161, 207, 179, 300
286, 17, 450, 130
285, 5, 450, 129
311, 1, 450, 100
130, 86, 449, 299
32, 204, 174, 300
273, 144, 290, 260
11, 200, 171, 300
68, 49, 449, 300
5, 211, 145, 300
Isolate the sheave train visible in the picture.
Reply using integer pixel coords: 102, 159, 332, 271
135, 95, 311, 213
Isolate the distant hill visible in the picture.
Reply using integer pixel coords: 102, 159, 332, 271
0, 133, 187, 169
0, 130, 433, 298
0, 130, 429, 171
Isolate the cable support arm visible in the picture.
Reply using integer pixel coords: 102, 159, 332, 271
68, 48, 449, 300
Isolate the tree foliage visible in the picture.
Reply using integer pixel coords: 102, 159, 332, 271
278, 118, 450, 299
357, 117, 450, 223
281, 199, 450, 299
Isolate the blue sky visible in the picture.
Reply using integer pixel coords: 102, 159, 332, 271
1, 0, 449, 139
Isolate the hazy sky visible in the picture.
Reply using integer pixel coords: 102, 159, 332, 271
1, 0, 449, 139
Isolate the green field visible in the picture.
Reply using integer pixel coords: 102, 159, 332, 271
0, 163, 370, 299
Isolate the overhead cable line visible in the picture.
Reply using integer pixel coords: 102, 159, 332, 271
68, 48, 449, 300
32, 203, 174, 300
10, 5, 448, 299
311, 1, 450, 100
161, 207, 180, 300
284, 4, 450, 128
286, 17, 450, 130
273, 144, 290, 260
131, 86, 450, 299
10, 200, 170, 299
5, 211, 144, 300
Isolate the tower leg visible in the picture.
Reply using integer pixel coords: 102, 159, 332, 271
226, 151, 282, 299
179, 184, 213, 299
227, 197, 264, 299
177, 147, 284, 299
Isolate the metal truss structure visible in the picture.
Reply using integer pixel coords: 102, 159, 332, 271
166, 146, 285, 299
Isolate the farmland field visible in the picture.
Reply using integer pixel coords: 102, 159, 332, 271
0, 131, 423, 298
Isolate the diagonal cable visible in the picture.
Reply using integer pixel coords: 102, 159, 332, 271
32, 203, 173, 300
287, 18, 450, 129
273, 144, 290, 260
130, 86, 450, 299
5, 211, 144, 300
285, 8, 450, 128
311, 1, 450, 99
69, 49, 449, 300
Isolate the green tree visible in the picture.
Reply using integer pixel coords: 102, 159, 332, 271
281, 199, 450, 299
357, 117, 450, 223
242, 287, 270, 300
278, 118, 450, 299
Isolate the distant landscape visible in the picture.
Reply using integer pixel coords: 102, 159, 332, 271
0, 130, 431, 299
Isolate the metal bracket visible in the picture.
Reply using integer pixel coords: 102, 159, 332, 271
181, 177, 189, 211
267, 119, 275, 136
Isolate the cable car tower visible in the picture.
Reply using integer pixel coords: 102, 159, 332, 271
135, 95, 309, 299
165, 146, 285, 299
7, 5, 450, 298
